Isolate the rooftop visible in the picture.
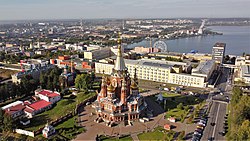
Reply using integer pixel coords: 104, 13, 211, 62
125, 59, 174, 69
36, 89, 60, 98
4, 103, 26, 115
28, 100, 51, 111
192, 60, 215, 75
213, 42, 226, 48
1, 101, 23, 110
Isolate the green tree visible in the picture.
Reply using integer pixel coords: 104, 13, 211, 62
238, 120, 250, 140
231, 87, 243, 105
177, 103, 184, 110
75, 73, 91, 91
3, 114, 14, 132
0, 110, 4, 131
184, 105, 189, 111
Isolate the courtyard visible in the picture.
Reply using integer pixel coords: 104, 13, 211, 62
74, 96, 198, 140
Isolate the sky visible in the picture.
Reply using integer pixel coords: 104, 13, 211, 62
0, 0, 250, 20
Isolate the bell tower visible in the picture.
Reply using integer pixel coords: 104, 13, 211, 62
121, 77, 127, 105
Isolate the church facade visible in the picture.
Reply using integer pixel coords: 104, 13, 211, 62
93, 34, 146, 126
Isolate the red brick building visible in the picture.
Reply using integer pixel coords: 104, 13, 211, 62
93, 36, 146, 126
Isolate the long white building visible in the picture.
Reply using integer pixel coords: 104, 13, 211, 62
95, 58, 216, 88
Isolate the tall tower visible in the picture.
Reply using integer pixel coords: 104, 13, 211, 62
114, 32, 126, 72
131, 68, 139, 95
98, 72, 107, 101
121, 77, 127, 104
212, 42, 226, 64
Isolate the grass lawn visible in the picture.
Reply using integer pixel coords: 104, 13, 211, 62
55, 116, 85, 140
162, 93, 204, 110
23, 92, 96, 131
137, 127, 175, 141
162, 92, 180, 98
161, 92, 204, 122
165, 108, 188, 122
99, 135, 133, 141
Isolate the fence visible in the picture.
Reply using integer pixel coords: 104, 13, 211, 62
15, 129, 35, 137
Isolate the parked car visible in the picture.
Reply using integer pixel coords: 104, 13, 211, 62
194, 131, 202, 136
199, 120, 207, 124
193, 133, 202, 139
198, 122, 206, 127
208, 137, 214, 141
195, 128, 203, 133
191, 136, 200, 141
197, 125, 204, 130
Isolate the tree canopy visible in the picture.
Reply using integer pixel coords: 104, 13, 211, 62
227, 86, 250, 140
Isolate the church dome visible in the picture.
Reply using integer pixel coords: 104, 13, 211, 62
130, 81, 138, 89
107, 84, 115, 92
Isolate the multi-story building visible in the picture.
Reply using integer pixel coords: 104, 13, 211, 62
235, 55, 250, 66
20, 59, 50, 71
95, 58, 216, 88
234, 55, 250, 83
11, 64, 54, 83
84, 47, 111, 60
168, 73, 206, 88
24, 100, 52, 118
133, 46, 160, 54
239, 65, 250, 83
93, 36, 146, 126
35, 89, 61, 104
212, 42, 226, 64
191, 60, 216, 81
184, 53, 212, 61
1, 101, 26, 119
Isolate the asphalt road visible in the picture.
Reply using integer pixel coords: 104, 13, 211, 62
201, 66, 230, 141
202, 101, 227, 141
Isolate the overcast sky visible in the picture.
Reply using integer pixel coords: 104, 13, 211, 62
0, 0, 250, 20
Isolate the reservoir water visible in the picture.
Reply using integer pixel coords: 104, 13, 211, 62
126, 26, 250, 55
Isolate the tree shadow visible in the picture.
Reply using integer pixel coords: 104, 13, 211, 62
20, 114, 51, 131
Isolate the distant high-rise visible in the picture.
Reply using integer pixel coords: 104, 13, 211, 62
212, 42, 226, 64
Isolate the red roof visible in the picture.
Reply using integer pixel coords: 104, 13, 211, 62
38, 90, 60, 98
28, 100, 51, 111
4, 103, 26, 115
24, 107, 34, 113
164, 124, 171, 130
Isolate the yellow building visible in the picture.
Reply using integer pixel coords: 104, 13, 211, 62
184, 53, 212, 61
95, 58, 214, 88
168, 73, 206, 88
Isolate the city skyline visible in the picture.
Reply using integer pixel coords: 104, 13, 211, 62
0, 0, 250, 20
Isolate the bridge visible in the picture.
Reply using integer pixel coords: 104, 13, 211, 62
198, 19, 206, 34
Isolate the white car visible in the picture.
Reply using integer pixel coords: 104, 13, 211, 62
200, 120, 207, 124
194, 131, 202, 136
198, 122, 206, 127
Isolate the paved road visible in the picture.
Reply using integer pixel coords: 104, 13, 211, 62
201, 101, 227, 141
201, 66, 230, 141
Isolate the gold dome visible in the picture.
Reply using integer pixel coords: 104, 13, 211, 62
130, 81, 138, 89
107, 84, 115, 92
